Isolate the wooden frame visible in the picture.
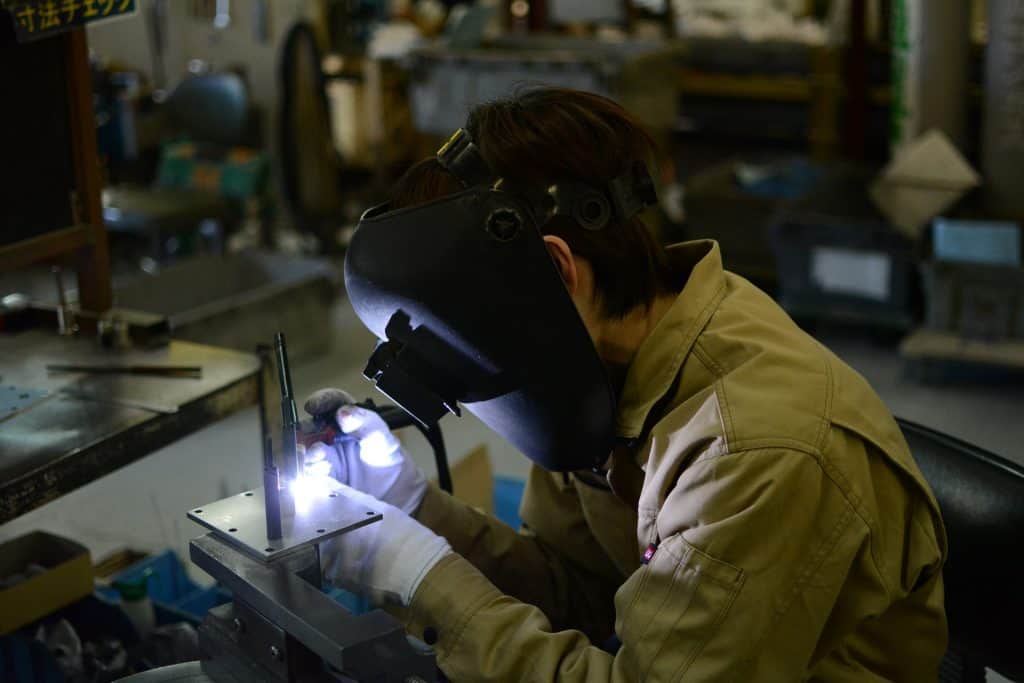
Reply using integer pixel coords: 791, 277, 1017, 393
0, 28, 111, 313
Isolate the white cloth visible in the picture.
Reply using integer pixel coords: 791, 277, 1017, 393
302, 404, 428, 516
320, 484, 451, 607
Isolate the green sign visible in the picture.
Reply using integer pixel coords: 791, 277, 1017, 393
5, 0, 137, 42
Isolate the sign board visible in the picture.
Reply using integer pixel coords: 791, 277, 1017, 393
3, 0, 136, 43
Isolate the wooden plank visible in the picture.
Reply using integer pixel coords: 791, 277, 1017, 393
64, 28, 112, 315
0, 225, 91, 271
809, 47, 842, 160
901, 329, 1024, 370
678, 69, 814, 102
0, 29, 111, 315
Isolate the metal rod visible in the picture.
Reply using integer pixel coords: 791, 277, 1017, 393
53, 266, 75, 336
264, 436, 283, 541
255, 345, 272, 456
274, 333, 301, 481
47, 364, 202, 378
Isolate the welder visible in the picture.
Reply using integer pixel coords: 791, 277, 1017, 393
302, 87, 947, 681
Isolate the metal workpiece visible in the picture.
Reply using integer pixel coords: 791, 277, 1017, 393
190, 534, 437, 682
0, 333, 260, 524
263, 458, 283, 542
274, 333, 301, 482
0, 384, 51, 424
187, 481, 381, 562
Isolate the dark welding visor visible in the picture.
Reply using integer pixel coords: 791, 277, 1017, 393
344, 129, 657, 472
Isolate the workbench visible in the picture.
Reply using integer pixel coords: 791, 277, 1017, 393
0, 331, 261, 524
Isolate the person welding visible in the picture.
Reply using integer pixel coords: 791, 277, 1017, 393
301, 87, 948, 681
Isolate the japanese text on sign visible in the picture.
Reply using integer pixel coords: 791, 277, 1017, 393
6, 0, 136, 42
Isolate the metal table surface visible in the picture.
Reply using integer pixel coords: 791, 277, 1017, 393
0, 331, 261, 524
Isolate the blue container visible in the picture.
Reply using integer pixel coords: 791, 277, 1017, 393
0, 594, 138, 682
98, 550, 231, 627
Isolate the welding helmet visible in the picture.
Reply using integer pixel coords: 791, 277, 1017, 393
344, 129, 657, 472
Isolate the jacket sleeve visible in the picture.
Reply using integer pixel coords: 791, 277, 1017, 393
404, 448, 871, 682
413, 470, 624, 642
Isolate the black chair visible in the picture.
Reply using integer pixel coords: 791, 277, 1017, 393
898, 418, 1024, 683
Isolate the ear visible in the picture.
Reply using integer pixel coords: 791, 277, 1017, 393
543, 235, 578, 295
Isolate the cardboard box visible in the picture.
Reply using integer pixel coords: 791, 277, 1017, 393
869, 130, 981, 238
0, 532, 93, 635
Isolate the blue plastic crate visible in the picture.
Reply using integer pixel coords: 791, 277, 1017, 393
98, 550, 231, 627
0, 594, 138, 683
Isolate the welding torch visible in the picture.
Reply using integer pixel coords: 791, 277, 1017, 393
297, 399, 453, 496
264, 333, 452, 542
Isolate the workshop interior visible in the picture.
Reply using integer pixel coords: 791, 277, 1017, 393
0, 0, 1023, 681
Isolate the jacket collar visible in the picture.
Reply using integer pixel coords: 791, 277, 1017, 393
615, 240, 727, 439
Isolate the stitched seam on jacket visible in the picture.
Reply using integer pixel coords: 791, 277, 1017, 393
645, 554, 700, 680
636, 538, 745, 680
736, 503, 858, 679
659, 536, 744, 590
619, 551, 657, 638
702, 436, 821, 460
634, 543, 694, 679
666, 549, 746, 681
440, 582, 507, 679
689, 337, 826, 458
812, 342, 835, 452
674, 578, 744, 681
816, 451, 893, 597
692, 340, 737, 448
777, 502, 855, 619
620, 282, 728, 436
911, 513, 943, 561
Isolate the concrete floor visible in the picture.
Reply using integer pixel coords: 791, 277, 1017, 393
1, 295, 1021, 680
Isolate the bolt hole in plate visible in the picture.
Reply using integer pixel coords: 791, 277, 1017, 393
0, 385, 51, 424
188, 480, 382, 561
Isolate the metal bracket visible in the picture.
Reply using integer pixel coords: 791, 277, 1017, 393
187, 482, 381, 562
190, 534, 437, 682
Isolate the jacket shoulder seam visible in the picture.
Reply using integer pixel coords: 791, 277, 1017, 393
815, 448, 894, 597
812, 342, 835, 452
692, 339, 736, 445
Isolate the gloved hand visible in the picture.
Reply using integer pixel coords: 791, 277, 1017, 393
321, 484, 451, 607
301, 388, 428, 515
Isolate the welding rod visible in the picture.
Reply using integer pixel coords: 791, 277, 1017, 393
274, 333, 301, 482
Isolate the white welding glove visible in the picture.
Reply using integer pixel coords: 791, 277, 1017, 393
301, 389, 428, 515
320, 483, 451, 607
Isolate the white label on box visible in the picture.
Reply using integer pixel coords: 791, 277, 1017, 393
810, 247, 892, 302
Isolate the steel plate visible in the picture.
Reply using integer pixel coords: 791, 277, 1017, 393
188, 481, 381, 562
0, 385, 50, 424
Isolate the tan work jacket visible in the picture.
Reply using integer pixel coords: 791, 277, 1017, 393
407, 240, 948, 681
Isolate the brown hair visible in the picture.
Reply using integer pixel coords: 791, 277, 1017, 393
390, 87, 676, 319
